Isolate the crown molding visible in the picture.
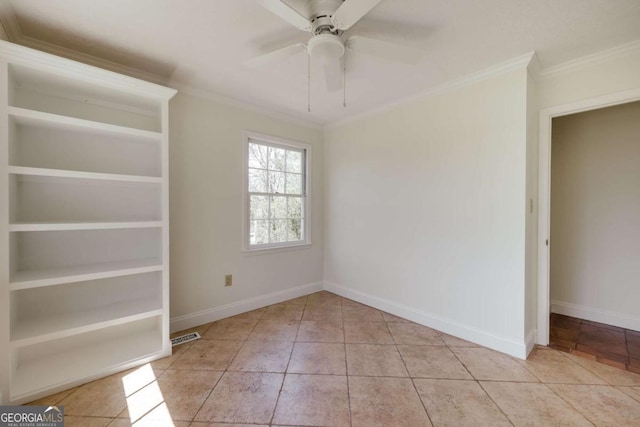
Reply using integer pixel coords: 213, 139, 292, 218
170, 80, 324, 130
16, 35, 170, 86
0, 39, 176, 100
325, 51, 535, 130
538, 39, 640, 80
527, 51, 542, 81
0, 0, 322, 129
0, 0, 169, 86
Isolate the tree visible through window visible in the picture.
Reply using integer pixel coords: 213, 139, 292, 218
247, 136, 308, 248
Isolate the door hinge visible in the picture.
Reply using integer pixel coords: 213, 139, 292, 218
546, 239, 549, 246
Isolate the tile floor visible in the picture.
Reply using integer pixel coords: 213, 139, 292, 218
29, 291, 640, 426
549, 313, 640, 374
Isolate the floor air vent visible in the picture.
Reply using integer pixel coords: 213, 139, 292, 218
171, 332, 201, 346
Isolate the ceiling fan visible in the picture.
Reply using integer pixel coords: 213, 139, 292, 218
248, 0, 423, 93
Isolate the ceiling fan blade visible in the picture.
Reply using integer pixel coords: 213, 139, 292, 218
324, 59, 343, 92
346, 35, 422, 65
257, 0, 312, 31
245, 43, 307, 68
332, 0, 384, 31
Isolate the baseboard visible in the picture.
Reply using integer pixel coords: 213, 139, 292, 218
551, 300, 640, 331
170, 281, 323, 333
525, 328, 538, 356
324, 281, 529, 359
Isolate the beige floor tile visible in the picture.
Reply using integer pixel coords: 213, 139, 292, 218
194, 372, 283, 424
302, 306, 343, 321
341, 299, 369, 308
272, 374, 350, 426
398, 346, 472, 379
451, 348, 538, 382
346, 344, 408, 377
171, 339, 243, 370
60, 373, 129, 417
349, 376, 432, 427
190, 423, 266, 427
549, 384, 640, 426
342, 305, 385, 322
247, 319, 299, 341
616, 386, 640, 402
381, 312, 411, 323
262, 304, 304, 321
152, 342, 192, 370
306, 291, 342, 306
414, 379, 511, 427
344, 321, 394, 344
111, 405, 190, 426
519, 348, 607, 384
387, 323, 445, 346
481, 381, 592, 426
170, 323, 213, 339
296, 320, 344, 342
564, 352, 640, 386
63, 416, 112, 427
280, 295, 308, 305
288, 342, 346, 375
305, 300, 342, 310
228, 340, 294, 373
438, 333, 479, 347
202, 318, 257, 340
120, 370, 221, 422
27, 387, 78, 406
229, 308, 266, 321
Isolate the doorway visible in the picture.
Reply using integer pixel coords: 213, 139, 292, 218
537, 89, 640, 361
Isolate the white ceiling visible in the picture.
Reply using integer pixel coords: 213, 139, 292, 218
1, 0, 640, 125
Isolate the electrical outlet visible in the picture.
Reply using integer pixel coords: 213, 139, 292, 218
224, 274, 232, 287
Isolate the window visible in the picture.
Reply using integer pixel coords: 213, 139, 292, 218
244, 132, 311, 251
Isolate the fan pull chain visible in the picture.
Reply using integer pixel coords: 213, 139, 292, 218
343, 51, 347, 108
307, 54, 311, 113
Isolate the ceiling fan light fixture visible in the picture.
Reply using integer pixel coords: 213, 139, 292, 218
307, 34, 345, 65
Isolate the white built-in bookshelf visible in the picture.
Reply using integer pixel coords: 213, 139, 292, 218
0, 40, 176, 404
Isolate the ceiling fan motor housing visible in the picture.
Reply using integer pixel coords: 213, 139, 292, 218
308, 33, 345, 64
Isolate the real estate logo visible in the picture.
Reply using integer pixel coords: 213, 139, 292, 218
0, 405, 64, 427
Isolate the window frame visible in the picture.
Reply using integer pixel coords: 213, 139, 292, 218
242, 130, 312, 253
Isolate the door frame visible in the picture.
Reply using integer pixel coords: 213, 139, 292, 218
537, 87, 640, 346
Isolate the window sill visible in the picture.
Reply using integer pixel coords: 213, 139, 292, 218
242, 242, 312, 256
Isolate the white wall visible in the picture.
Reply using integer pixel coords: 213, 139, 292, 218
168, 92, 323, 328
550, 101, 640, 330
0, 23, 7, 41
324, 67, 531, 357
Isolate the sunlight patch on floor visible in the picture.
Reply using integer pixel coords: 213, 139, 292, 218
122, 364, 176, 426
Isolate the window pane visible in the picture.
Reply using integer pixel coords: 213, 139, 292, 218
288, 197, 303, 219
270, 219, 288, 243
268, 171, 285, 193
247, 138, 308, 248
249, 168, 267, 192
250, 195, 269, 219
285, 173, 302, 195
269, 147, 286, 171
250, 220, 269, 245
249, 143, 268, 169
286, 150, 302, 173
270, 196, 287, 219
288, 219, 302, 241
